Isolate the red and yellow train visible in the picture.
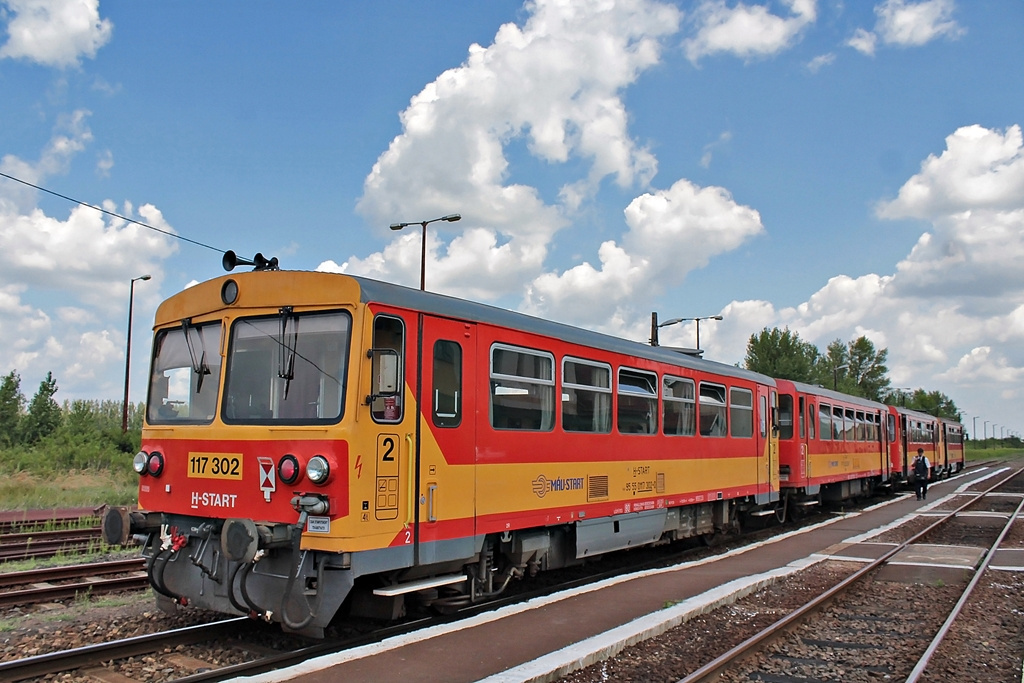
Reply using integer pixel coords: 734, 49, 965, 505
102, 266, 962, 636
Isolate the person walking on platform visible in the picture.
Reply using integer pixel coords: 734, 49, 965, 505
913, 448, 931, 501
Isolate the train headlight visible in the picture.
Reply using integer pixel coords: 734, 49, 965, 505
133, 451, 148, 475
306, 455, 330, 485
278, 454, 301, 485
147, 451, 165, 477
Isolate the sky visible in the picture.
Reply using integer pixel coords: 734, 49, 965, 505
0, 0, 1022, 439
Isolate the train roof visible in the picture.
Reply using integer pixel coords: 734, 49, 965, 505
778, 379, 889, 411
351, 274, 775, 387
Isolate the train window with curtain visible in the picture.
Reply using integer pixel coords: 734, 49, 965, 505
730, 387, 754, 438
699, 382, 727, 437
432, 340, 462, 428
663, 375, 696, 436
856, 411, 866, 441
617, 368, 658, 434
819, 404, 832, 440
834, 408, 847, 442
777, 393, 794, 440
562, 358, 611, 433
490, 344, 554, 431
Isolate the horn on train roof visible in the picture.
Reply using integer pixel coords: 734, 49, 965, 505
222, 250, 280, 272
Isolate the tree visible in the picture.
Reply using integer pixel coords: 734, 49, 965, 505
813, 336, 889, 400
812, 339, 848, 391
20, 372, 62, 444
0, 370, 24, 447
886, 388, 961, 420
845, 336, 890, 401
743, 327, 820, 381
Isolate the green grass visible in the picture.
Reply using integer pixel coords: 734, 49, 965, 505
964, 444, 1024, 462
0, 468, 138, 511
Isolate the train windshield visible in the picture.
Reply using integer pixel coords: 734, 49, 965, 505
147, 321, 224, 424
222, 309, 350, 424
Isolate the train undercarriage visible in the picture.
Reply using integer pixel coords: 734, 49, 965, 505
104, 498, 751, 637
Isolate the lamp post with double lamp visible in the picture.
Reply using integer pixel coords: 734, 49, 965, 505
389, 214, 461, 291
122, 274, 152, 433
650, 313, 723, 351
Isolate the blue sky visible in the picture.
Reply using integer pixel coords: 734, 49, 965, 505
1, 0, 1022, 439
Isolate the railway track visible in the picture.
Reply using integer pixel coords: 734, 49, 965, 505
0, 469, 1016, 682
0, 557, 147, 608
676, 466, 1024, 683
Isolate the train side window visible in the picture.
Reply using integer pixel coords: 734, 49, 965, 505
777, 394, 794, 440
819, 404, 832, 440
432, 340, 462, 428
562, 358, 611, 433
699, 382, 727, 437
371, 315, 405, 423
835, 408, 847, 442
663, 375, 695, 436
490, 344, 554, 431
887, 413, 895, 443
617, 368, 658, 434
856, 411, 866, 441
808, 403, 816, 440
730, 388, 753, 438
835, 409, 851, 440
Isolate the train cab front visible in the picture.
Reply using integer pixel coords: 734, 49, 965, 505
103, 286, 360, 637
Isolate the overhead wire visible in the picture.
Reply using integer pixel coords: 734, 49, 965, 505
0, 170, 225, 254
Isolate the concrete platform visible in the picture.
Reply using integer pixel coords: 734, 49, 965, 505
876, 543, 986, 584
234, 465, 1016, 683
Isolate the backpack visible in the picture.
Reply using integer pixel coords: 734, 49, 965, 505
914, 456, 928, 478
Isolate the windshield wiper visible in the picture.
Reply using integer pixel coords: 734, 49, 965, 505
278, 306, 299, 399
181, 318, 211, 393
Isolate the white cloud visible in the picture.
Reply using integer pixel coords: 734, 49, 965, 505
849, 0, 963, 55
878, 125, 1024, 219
522, 178, 763, 328
683, 0, 817, 63
0, 115, 176, 401
877, 125, 1024, 299
718, 123, 1024, 433
340, 0, 681, 298
0, 0, 113, 68
700, 131, 733, 168
847, 28, 877, 56
805, 52, 835, 72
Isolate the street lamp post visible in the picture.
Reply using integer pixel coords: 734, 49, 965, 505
984, 420, 989, 448
651, 313, 723, 350
122, 274, 152, 433
389, 214, 461, 291
832, 364, 850, 392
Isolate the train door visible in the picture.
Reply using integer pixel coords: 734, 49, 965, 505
759, 387, 779, 501
415, 315, 477, 566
